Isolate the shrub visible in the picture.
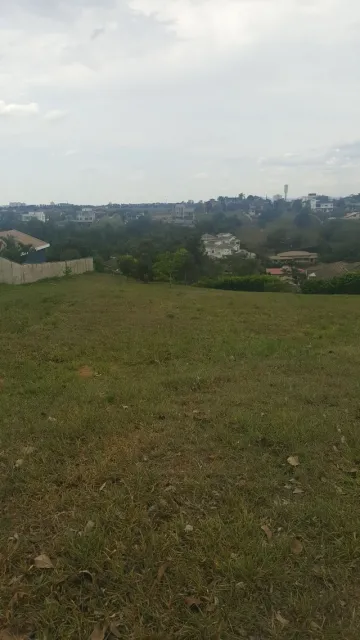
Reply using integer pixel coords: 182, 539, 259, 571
196, 275, 289, 292
301, 273, 360, 294
94, 255, 106, 273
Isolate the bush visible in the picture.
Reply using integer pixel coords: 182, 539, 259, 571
94, 255, 106, 272
301, 273, 360, 294
197, 275, 289, 292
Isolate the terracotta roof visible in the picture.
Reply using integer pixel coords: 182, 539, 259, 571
0, 230, 50, 251
266, 268, 284, 276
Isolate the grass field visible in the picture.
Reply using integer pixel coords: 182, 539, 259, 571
1, 275, 360, 639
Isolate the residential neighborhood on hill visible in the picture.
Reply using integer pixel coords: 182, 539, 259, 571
1, 188, 360, 287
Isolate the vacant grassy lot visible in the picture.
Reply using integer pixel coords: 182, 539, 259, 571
1, 275, 360, 639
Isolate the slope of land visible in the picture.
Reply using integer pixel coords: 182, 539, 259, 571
1, 275, 360, 639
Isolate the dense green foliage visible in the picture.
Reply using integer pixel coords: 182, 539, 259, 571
197, 274, 288, 292
301, 272, 360, 294
0, 237, 33, 263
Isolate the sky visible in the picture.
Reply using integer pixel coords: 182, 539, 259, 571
0, 0, 359, 204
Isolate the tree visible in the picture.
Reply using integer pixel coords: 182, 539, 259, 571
223, 254, 262, 276
266, 228, 289, 253
291, 199, 303, 215
153, 248, 194, 284
0, 237, 32, 263
60, 248, 81, 261
153, 252, 176, 283
294, 211, 312, 229
172, 247, 195, 283
118, 254, 138, 278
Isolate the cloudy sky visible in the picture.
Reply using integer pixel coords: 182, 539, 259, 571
0, 0, 359, 204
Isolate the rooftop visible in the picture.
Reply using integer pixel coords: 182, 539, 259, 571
271, 251, 318, 260
0, 229, 50, 251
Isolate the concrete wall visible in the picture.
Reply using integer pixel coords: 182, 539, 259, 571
0, 257, 94, 285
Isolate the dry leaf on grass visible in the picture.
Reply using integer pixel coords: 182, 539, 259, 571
310, 621, 321, 631
185, 597, 202, 611
14, 459, 24, 469
184, 524, 194, 533
78, 366, 93, 378
89, 624, 107, 640
157, 562, 169, 582
261, 524, 273, 541
275, 611, 289, 626
21, 446, 35, 456
34, 554, 54, 569
287, 456, 300, 467
293, 488, 304, 495
291, 538, 303, 555
84, 520, 95, 535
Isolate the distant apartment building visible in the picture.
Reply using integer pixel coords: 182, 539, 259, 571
310, 198, 334, 214
302, 193, 334, 215
302, 193, 317, 204
21, 211, 46, 223
9, 202, 26, 208
172, 204, 195, 226
76, 208, 96, 223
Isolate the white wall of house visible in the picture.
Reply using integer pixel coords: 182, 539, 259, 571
310, 199, 334, 213
21, 211, 46, 223
77, 211, 96, 222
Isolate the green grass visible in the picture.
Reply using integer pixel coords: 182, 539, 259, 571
1, 274, 360, 639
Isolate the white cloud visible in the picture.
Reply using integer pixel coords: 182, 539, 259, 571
64, 149, 78, 156
44, 109, 69, 122
0, 100, 39, 116
0, 0, 359, 202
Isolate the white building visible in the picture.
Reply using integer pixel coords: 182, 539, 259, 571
310, 198, 334, 214
21, 211, 46, 223
302, 193, 317, 205
172, 203, 195, 226
345, 212, 360, 220
202, 233, 242, 260
76, 208, 96, 223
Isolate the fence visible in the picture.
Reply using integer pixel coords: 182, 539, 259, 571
0, 257, 94, 285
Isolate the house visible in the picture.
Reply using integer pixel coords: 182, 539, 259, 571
202, 233, 242, 260
76, 208, 96, 223
21, 211, 46, 223
0, 230, 50, 263
172, 204, 195, 226
344, 212, 360, 220
270, 251, 318, 264
266, 268, 288, 277
310, 199, 334, 214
